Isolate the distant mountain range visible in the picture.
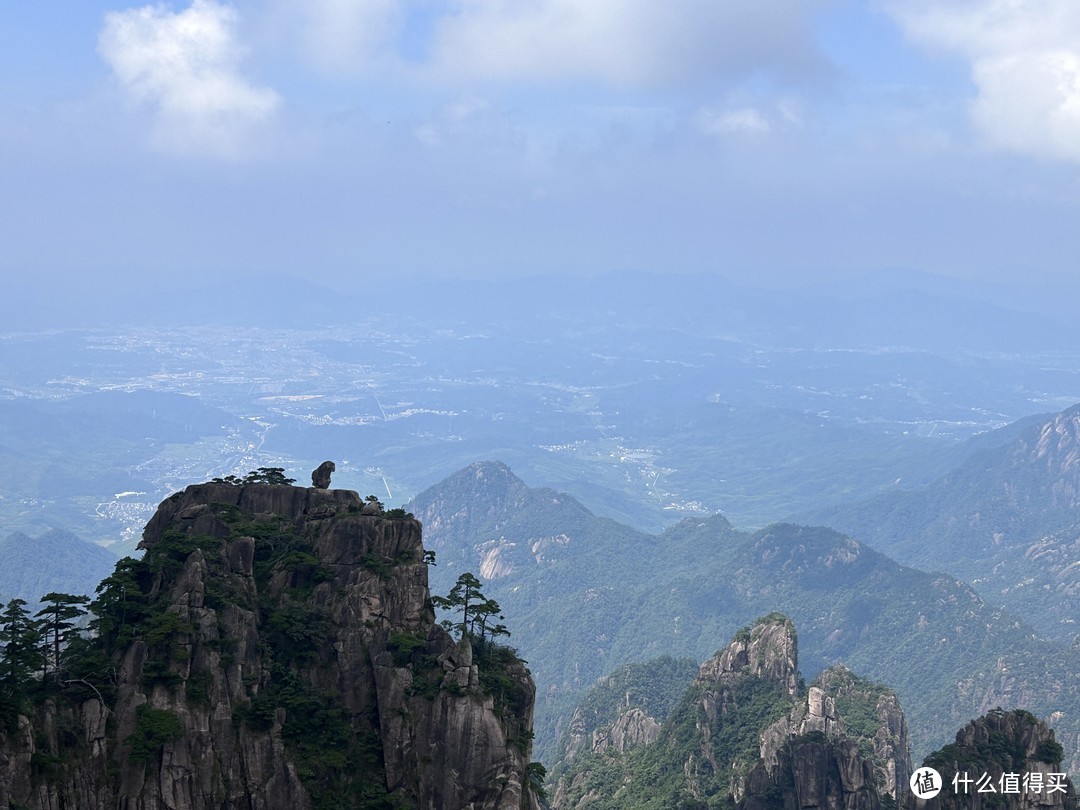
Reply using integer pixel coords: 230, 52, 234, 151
10, 270, 1080, 353
6, 278, 1079, 547
408, 460, 1080, 771
800, 404, 1080, 643
0, 529, 116, 604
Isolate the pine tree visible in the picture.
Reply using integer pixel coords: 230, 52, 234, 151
432, 573, 511, 644
35, 592, 90, 680
1, 599, 43, 686
89, 557, 148, 655
243, 467, 296, 485
0, 598, 44, 727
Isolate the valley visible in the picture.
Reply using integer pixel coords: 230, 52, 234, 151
5, 281, 1079, 551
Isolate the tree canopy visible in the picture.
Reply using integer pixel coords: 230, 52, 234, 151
211, 467, 296, 486
432, 572, 510, 644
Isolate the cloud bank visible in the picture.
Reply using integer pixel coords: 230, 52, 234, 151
99, 0, 280, 157
887, 0, 1080, 162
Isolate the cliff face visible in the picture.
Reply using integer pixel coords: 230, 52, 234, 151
742, 737, 879, 810
0, 482, 540, 810
744, 665, 911, 810
811, 666, 912, 799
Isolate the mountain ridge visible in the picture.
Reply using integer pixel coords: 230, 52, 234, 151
799, 403, 1080, 642
0, 529, 117, 605
408, 460, 1080, 772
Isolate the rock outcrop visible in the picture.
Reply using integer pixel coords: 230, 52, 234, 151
905, 709, 1077, 810
812, 665, 912, 800
591, 707, 661, 754
549, 615, 904, 810
311, 460, 335, 488
0, 481, 540, 809
554, 656, 699, 770
697, 613, 801, 700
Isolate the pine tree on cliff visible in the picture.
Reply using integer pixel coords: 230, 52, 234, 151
0, 598, 44, 724
432, 572, 510, 645
35, 592, 89, 680
1, 598, 43, 687
88, 557, 148, 655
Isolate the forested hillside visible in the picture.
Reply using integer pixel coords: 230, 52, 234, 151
411, 462, 1080, 772
802, 404, 1080, 642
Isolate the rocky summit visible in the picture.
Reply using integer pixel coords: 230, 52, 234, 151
908, 709, 1077, 810
0, 481, 541, 809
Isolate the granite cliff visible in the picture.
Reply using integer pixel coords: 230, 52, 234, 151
0, 481, 540, 809
549, 614, 1073, 810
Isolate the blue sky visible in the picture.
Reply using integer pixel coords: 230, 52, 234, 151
3, 0, 1080, 291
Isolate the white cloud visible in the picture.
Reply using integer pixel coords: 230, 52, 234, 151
697, 107, 772, 137
99, 0, 280, 157
269, 0, 403, 73
886, 0, 1080, 162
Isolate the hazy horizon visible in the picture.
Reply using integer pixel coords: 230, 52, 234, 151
4, 0, 1080, 302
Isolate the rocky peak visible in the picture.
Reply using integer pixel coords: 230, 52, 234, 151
684, 616, 807, 802
412, 461, 529, 525
1029, 407, 1080, 474
908, 709, 1077, 810
0, 480, 541, 810
801, 686, 846, 737
550, 616, 902, 809
406, 462, 543, 571
697, 613, 800, 699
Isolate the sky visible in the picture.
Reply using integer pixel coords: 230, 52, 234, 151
3, 0, 1080, 292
